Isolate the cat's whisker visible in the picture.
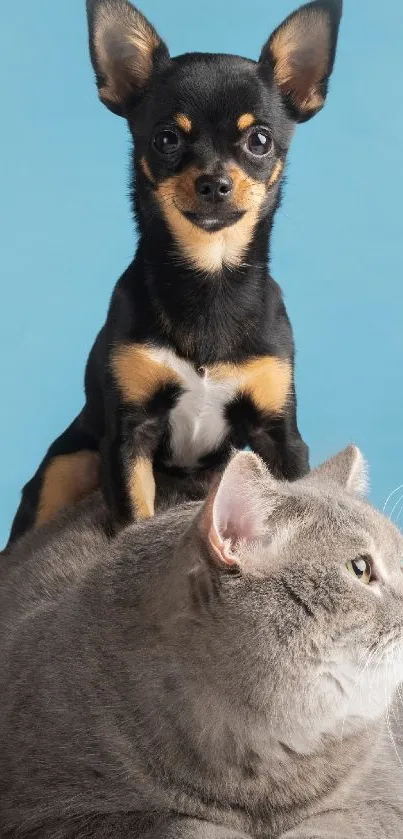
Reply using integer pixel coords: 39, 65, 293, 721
394, 660, 403, 708
387, 491, 403, 524
362, 645, 388, 730
389, 655, 403, 721
384, 651, 403, 771
382, 483, 403, 515
339, 647, 376, 746
394, 498, 403, 529
389, 637, 403, 703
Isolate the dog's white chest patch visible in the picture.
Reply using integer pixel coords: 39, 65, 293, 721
149, 348, 239, 467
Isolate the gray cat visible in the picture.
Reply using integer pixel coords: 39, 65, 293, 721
1, 446, 403, 838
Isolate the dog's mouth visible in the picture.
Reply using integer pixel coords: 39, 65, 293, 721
181, 208, 245, 232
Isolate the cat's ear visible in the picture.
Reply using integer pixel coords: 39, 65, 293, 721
86, 0, 170, 116
310, 445, 369, 496
200, 451, 277, 568
259, 0, 342, 123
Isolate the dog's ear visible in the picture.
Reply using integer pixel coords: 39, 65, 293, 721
259, 0, 342, 123
86, 0, 170, 116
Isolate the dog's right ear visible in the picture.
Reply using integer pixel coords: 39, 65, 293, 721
86, 0, 170, 116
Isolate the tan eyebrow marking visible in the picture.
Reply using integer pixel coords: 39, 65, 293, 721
237, 113, 255, 132
175, 113, 192, 134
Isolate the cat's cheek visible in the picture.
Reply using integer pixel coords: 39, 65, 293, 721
349, 659, 403, 724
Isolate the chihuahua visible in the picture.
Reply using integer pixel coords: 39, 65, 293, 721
5, 0, 342, 548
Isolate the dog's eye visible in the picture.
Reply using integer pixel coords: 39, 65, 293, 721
246, 127, 273, 157
346, 555, 373, 585
153, 128, 180, 155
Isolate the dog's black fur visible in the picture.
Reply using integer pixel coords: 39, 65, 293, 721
5, 0, 342, 549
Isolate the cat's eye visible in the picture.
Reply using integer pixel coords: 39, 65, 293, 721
153, 128, 181, 156
346, 555, 373, 585
245, 126, 273, 157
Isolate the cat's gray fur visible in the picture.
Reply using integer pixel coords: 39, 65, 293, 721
1, 446, 403, 838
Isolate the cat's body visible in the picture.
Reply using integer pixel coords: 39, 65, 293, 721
1, 448, 403, 839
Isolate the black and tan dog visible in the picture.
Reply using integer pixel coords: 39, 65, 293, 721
5, 0, 342, 548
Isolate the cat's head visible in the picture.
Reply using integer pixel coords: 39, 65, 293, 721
185, 446, 403, 753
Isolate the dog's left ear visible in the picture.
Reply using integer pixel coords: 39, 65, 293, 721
86, 0, 170, 116
259, 0, 342, 123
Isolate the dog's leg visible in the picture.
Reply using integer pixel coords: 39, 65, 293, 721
225, 356, 309, 481
250, 408, 310, 481
103, 342, 183, 526
101, 404, 174, 527
4, 413, 99, 550
262, 375, 310, 480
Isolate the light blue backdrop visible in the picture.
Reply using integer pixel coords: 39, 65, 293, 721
1, 1, 402, 544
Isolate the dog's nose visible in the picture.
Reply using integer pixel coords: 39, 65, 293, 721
195, 173, 233, 203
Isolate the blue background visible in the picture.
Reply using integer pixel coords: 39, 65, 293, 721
1, 1, 402, 544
